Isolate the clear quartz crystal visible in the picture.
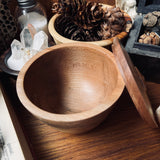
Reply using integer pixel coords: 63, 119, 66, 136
7, 27, 48, 71
23, 48, 37, 62
10, 39, 24, 59
20, 27, 33, 49
7, 40, 26, 71
32, 31, 48, 51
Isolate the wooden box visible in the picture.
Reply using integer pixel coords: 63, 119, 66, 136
125, 0, 160, 83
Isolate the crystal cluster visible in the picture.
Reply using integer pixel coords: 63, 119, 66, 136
7, 27, 48, 71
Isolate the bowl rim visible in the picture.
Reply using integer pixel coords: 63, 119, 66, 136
16, 43, 124, 123
48, 4, 131, 46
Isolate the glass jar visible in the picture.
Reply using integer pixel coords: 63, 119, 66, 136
15, 0, 48, 35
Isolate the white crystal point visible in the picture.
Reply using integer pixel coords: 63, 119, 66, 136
20, 27, 33, 49
7, 39, 26, 71
10, 39, 25, 59
7, 56, 25, 71
7, 30, 48, 72
32, 31, 48, 51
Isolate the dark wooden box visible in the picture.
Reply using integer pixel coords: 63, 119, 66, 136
125, 0, 160, 83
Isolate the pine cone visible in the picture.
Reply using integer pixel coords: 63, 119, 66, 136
55, 15, 86, 41
75, 2, 104, 29
98, 6, 126, 39
52, 0, 104, 30
55, 15, 102, 41
52, 0, 127, 41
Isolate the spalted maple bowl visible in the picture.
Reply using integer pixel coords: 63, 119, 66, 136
48, 5, 131, 47
16, 43, 124, 134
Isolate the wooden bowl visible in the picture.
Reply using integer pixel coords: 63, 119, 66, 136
16, 43, 124, 134
48, 5, 131, 47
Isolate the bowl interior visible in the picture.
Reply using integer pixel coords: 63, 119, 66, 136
23, 45, 120, 114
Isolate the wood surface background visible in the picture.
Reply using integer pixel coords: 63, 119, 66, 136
1, 74, 160, 160
4, 0, 160, 159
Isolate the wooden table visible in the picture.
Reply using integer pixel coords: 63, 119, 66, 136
1, 73, 160, 160
3, 0, 160, 159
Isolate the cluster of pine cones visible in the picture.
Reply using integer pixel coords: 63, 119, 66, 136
52, 0, 127, 41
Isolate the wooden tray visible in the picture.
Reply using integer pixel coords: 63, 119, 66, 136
3, 0, 160, 158
1, 73, 160, 160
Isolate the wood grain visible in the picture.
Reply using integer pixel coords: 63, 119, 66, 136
16, 43, 124, 134
1, 74, 160, 160
112, 37, 158, 128
4, 0, 160, 159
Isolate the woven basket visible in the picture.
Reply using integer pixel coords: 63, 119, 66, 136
0, 0, 17, 53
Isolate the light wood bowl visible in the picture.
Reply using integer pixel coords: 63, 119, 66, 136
48, 5, 131, 47
16, 43, 124, 134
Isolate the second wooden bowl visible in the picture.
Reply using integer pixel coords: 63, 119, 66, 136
16, 43, 124, 134
48, 5, 131, 47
